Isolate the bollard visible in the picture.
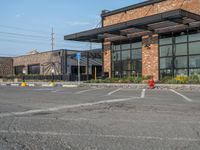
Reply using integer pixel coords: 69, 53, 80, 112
21, 82, 27, 87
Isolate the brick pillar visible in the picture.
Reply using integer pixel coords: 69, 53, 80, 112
103, 41, 111, 78
142, 34, 159, 81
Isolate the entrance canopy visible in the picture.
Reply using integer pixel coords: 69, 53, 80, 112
64, 9, 200, 43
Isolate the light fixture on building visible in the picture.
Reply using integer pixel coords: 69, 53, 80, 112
143, 44, 151, 49
180, 31, 185, 35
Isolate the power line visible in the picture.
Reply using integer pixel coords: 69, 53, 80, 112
0, 24, 50, 34
0, 38, 50, 45
0, 24, 65, 36
0, 38, 95, 49
0, 31, 73, 43
0, 31, 49, 38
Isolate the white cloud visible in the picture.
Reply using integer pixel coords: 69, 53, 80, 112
15, 13, 24, 18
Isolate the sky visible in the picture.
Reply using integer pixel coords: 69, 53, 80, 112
0, 0, 144, 56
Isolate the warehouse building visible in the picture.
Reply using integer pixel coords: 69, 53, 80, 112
0, 49, 102, 81
0, 57, 13, 77
64, 0, 200, 80
13, 49, 102, 80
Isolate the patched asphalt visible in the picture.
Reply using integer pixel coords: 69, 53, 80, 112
0, 86, 200, 150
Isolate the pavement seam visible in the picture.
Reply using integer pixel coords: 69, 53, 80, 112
0, 97, 140, 118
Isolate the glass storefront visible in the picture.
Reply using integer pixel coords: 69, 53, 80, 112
159, 31, 200, 79
111, 40, 142, 78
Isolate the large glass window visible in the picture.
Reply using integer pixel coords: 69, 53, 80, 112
159, 31, 200, 79
121, 50, 130, 60
160, 69, 173, 78
28, 64, 40, 74
132, 42, 142, 48
174, 56, 187, 68
160, 57, 172, 69
175, 44, 187, 56
189, 33, 200, 42
159, 37, 172, 45
189, 42, 200, 55
160, 45, 172, 57
175, 69, 188, 76
15, 66, 24, 75
111, 41, 142, 78
190, 69, 200, 75
189, 55, 200, 68
121, 44, 130, 50
132, 49, 142, 59
175, 35, 187, 43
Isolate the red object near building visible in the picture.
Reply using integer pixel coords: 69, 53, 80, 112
149, 78, 155, 89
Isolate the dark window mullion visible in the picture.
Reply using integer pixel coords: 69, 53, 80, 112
187, 30, 190, 76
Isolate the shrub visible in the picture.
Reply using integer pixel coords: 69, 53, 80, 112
188, 75, 200, 84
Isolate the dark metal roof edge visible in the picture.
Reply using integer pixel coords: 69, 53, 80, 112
64, 9, 183, 41
101, 0, 166, 17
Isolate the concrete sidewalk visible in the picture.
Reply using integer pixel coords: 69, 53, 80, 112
0, 81, 200, 91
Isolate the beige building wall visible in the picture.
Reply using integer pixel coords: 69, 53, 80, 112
13, 51, 62, 75
0, 57, 13, 77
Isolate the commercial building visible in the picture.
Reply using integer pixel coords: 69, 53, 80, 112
0, 57, 13, 77
64, 0, 200, 80
1, 49, 102, 80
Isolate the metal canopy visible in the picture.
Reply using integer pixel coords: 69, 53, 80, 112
64, 9, 200, 43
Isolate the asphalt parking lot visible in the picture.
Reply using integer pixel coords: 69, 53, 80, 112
0, 86, 200, 150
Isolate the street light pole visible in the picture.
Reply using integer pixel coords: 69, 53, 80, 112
21, 69, 27, 87
78, 57, 80, 84
51, 68, 55, 82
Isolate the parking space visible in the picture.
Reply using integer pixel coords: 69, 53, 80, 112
0, 86, 200, 149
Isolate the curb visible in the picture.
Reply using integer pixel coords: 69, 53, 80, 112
62, 84, 78, 88
1, 82, 200, 91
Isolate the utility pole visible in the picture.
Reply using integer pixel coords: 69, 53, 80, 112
51, 27, 55, 84
51, 27, 55, 51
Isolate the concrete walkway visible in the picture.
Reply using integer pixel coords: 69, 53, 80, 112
0, 81, 200, 91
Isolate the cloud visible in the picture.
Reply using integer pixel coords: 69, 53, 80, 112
15, 13, 24, 18
65, 21, 91, 26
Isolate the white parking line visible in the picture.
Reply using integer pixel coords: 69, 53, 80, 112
75, 88, 102, 94
0, 97, 139, 118
107, 88, 121, 96
170, 89, 192, 102
141, 89, 146, 98
0, 130, 199, 142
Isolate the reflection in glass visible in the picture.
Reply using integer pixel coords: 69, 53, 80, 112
174, 57, 187, 68
189, 42, 200, 55
160, 45, 172, 57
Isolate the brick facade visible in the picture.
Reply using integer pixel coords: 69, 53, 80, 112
102, 0, 200, 80
142, 34, 159, 80
13, 51, 62, 75
0, 57, 13, 77
103, 41, 111, 77
103, 0, 200, 26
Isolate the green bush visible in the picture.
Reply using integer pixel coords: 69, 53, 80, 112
188, 75, 200, 84
86, 76, 144, 84
160, 75, 200, 84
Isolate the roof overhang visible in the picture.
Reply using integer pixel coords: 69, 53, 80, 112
64, 9, 200, 43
